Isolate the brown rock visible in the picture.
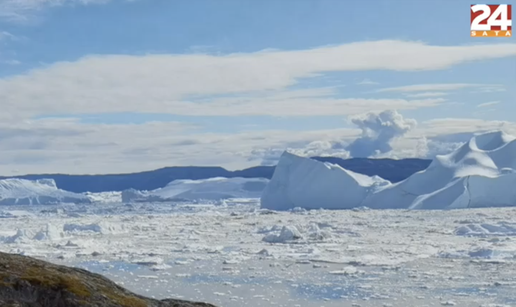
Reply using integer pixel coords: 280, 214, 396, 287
0, 252, 218, 307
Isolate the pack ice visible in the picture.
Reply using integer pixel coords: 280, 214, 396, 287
261, 131, 516, 210
0, 179, 91, 205
122, 177, 269, 203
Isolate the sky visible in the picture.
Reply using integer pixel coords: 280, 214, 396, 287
0, 0, 515, 175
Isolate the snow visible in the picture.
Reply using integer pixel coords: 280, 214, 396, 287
262, 131, 516, 210
122, 177, 269, 203
0, 178, 91, 205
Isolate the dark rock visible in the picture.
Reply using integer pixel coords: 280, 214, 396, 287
0, 252, 218, 307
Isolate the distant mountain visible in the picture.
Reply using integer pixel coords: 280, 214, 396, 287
0, 157, 431, 193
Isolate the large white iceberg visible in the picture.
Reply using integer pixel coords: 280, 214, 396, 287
0, 178, 91, 205
260, 152, 389, 210
122, 177, 269, 203
261, 131, 516, 210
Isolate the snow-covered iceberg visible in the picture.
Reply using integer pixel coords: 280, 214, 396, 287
261, 131, 516, 210
122, 177, 269, 203
0, 178, 91, 205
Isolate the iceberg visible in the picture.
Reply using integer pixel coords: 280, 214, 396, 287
0, 178, 91, 205
122, 177, 269, 203
261, 131, 516, 210
260, 152, 389, 210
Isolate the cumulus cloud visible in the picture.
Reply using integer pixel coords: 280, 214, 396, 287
1, 40, 516, 120
346, 110, 417, 158
242, 119, 516, 166
245, 115, 499, 165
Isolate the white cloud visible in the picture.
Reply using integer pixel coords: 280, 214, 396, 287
3, 115, 516, 175
405, 92, 448, 98
392, 119, 516, 159
357, 78, 379, 85
375, 136, 463, 160
182, 95, 444, 117
0, 31, 20, 66
377, 83, 504, 93
0, 0, 115, 21
472, 86, 507, 93
2, 39, 516, 173
247, 141, 350, 166
0, 118, 359, 174
2, 59, 21, 65
345, 110, 417, 157
372, 119, 516, 160
477, 101, 501, 108
0, 31, 16, 41
417, 118, 516, 136
2, 40, 516, 119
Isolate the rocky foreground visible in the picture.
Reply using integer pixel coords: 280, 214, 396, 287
0, 252, 218, 307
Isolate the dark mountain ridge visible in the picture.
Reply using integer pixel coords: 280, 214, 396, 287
0, 157, 432, 193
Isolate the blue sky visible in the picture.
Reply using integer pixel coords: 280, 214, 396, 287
0, 0, 515, 174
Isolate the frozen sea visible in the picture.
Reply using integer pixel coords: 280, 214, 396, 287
1, 199, 515, 307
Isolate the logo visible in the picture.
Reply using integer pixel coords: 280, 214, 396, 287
471, 4, 512, 37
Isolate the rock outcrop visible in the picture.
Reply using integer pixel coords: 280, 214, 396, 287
0, 252, 217, 307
